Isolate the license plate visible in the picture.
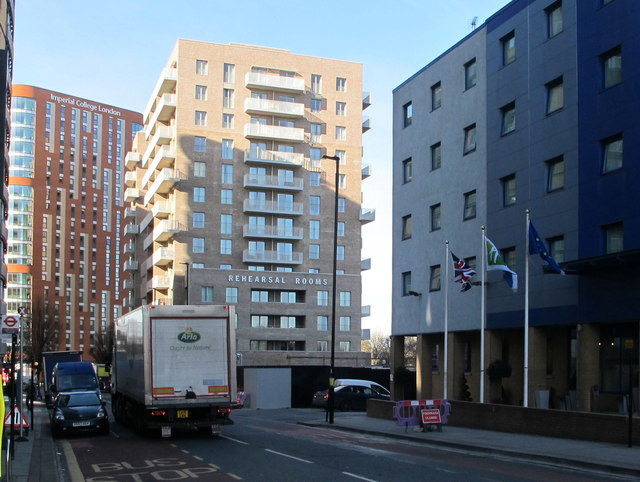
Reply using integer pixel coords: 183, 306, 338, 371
177, 410, 189, 419
161, 426, 171, 438
212, 424, 221, 435
72, 421, 91, 427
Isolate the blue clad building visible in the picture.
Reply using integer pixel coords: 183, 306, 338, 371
392, 0, 638, 411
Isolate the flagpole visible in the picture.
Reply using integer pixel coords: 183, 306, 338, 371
444, 240, 449, 400
480, 226, 486, 403
524, 210, 530, 408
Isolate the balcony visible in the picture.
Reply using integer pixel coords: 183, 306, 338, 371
361, 258, 371, 271
124, 206, 137, 218
242, 249, 303, 265
361, 305, 371, 317
143, 168, 186, 205
123, 297, 135, 308
145, 93, 177, 138
361, 164, 371, 180
360, 208, 376, 225
244, 149, 304, 167
243, 224, 304, 240
245, 72, 305, 93
152, 219, 184, 243
152, 247, 174, 266
124, 188, 141, 203
124, 171, 137, 187
123, 259, 139, 271
362, 116, 371, 133
125, 152, 141, 169
124, 242, 136, 254
243, 199, 303, 216
144, 67, 178, 122
243, 174, 303, 191
149, 275, 171, 290
142, 125, 174, 168
244, 98, 304, 118
244, 123, 305, 143
123, 279, 135, 290
124, 223, 139, 236
362, 91, 372, 110
152, 200, 172, 219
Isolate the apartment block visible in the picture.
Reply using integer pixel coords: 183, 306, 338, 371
124, 40, 373, 367
8, 85, 142, 356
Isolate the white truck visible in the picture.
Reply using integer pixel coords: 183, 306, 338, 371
111, 304, 237, 437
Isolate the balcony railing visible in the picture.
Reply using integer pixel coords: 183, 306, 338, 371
123, 279, 135, 290
125, 152, 141, 169
152, 200, 172, 219
123, 259, 138, 271
149, 275, 171, 290
124, 223, 139, 236
145, 93, 176, 138
361, 305, 371, 317
244, 98, 304, 118
143, 168, 186, 205
244, 149, 304, 167
243, 224, 304, 240
152, 247, 174, 266
124, 242, 136, 254
244, 123, 305, 143
142, 125, 174, 168
360, 208, 376, 225
243, 199, 303, 216
361, 258, 372, 271
144, 67, 178, 122
124, 171, 137, 187
242, 249, 303, 265
362, 116, 371, 133
362, 91, 372, 110
245, 72, 305, 93
124, 188, 141, 203
152, 219, 184, 243
243, 174, 303, 191
124, 206, 137, 218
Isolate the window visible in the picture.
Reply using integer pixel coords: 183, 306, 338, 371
317, 291, 328, 306
402, 272, 412, 296
463, 190, 476, 220
221, 164, 233, 184
340, 291, 351, 307
221, 189, 232, 204
336, 126, 346, 141
222, 113, 234, 128
336, 102, 347, 116
403, 102, 413, 127
465, 58, 477, 89
195, 111, 207, 126
310, 123, 322, 143
338, 197, 345, 213
402, 158, 412, 183
546, 77, 564, 114
222, 139, 233, 159
431, 203, 441, 231
311, 99, 322, 113
339, 341, 351, 352
602, 135, 623, 173
193, 187, 205, 202
338, 173, 346, 189
196, 59, 208, 75
502, 31, 516, 65
546, 1, 563, 38
502, 247, 517, 270
431, 142, 442, 170
432, 344, 440, 372
604, 222, 623, 254
337, 222, 345, 237
430, 265, 441, 291
223, 89, 235, 109
309, 196, 320, 215
221, 214, 232, 235
336, 77, 347, 92
431, 82, 441, 110
547, 156, 565, 191
311, 74, 322, 94
602, 47, 622, 88
223, 63, 235, 83
317, 341, 328, 352
502, 174, 516, 207
201, 286, 214, 302
402, 215, 412, 240
337, 245, 345, 260
317, 316, 328, 331
548, 236, 565, 263
339, 316, 351, 331
194, 136, 206, 152
252, 290, 268, 302
193, 212, 205, 228
310, 172, 321, 186
309, 220, 320, 239
463, 124, 476, 154
192, 238, 205, 253
194, 161, 206, 177
226, 287, 238, 303
309, 244, 320, 259
220, 239, 232, 255
501, 102, 516, 135
195, 85, 207, 100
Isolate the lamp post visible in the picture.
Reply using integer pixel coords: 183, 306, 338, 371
322, 154, 341, 424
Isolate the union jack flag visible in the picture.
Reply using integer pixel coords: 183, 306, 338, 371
451, 252, 476, 292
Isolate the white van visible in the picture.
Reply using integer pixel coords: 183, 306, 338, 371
334, 379, 390, 397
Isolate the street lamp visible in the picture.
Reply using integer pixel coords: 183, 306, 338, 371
322, 153, 341, 424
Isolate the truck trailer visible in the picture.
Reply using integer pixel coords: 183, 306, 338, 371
111, 304, 237, 437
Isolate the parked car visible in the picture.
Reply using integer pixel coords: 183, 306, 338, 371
50, 391, 110, 438
334, 379, 390, 397
312, 384, 390, 412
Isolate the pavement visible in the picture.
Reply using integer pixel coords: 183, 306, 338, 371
3, 401, 640, 480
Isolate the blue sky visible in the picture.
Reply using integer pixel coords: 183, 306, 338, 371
14, 0, 511, 335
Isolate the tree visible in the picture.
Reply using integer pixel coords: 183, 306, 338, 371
28, 295, 61, 368
91, 324, 114, 365
368, 332, 390, 366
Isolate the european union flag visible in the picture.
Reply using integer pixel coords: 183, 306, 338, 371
528, 221, 564, 274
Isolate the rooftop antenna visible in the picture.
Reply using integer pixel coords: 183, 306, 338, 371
471, 16, 478, 30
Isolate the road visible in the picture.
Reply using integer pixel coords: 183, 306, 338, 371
54, 406, 632, 481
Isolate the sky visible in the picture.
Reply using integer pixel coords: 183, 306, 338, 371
13, 0, 511, 336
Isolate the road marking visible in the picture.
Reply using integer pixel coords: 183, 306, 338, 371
435, 467, 457, 474
181, 449, 190, 454
228, 473, 243, 480
62, 440, 84, 481
193, 455, 203, 461
209, 463, 221, 470
264, 449, 313, 464
342, 472, 378, 482
221, 435, 249, 445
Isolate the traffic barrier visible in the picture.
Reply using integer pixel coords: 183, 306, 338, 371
393, 399, 451, 432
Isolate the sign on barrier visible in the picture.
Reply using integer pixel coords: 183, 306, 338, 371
421, 408, 442, 424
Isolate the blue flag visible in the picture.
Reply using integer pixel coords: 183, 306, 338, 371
528, 221, 564, 274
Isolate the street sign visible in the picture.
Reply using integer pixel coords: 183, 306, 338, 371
1, 314, 21, 334
420, 408, 442, 424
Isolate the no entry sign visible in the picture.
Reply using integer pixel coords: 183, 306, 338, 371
1, 314, 21, 334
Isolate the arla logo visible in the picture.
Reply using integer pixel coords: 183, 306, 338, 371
178, 327, 201, 343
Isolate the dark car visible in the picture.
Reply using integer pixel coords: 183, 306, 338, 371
312, 384, 390, 412
50, 391, 110, 438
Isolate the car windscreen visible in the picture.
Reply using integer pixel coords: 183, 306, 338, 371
58, 392, 101, 407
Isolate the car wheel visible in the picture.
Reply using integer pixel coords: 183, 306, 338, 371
338, 400, 351, 412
